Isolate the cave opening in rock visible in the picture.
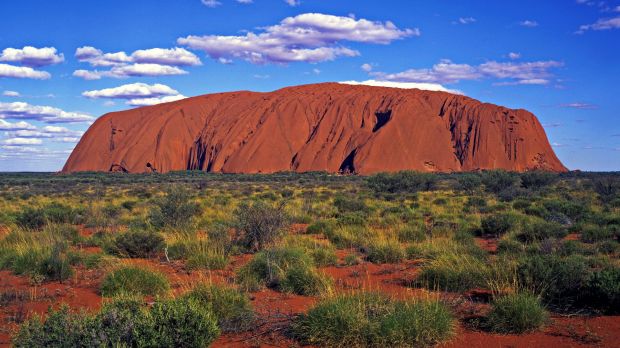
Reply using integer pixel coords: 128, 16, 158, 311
339, 149, 357, 173
372, 110, 392, 132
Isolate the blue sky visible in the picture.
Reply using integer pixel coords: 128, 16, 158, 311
0, 0, 619, 171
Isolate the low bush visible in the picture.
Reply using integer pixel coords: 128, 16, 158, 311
184, 283, 254, 332
397, 222, 427, 242
516, 220, 567, 243
481, 170, 519, 194
236, 247, 332, 295
585, 266, 620, 313
481, 213, 518, 237
100, 266, 170, 297
366, 171, 437, 194
15, 208, 46, 230
414, 253, 487, 292
365, 240, 406, 264
233, 201, 288, 252
107, 230, 165, 258
520, 171, 557, 190
149, 187, 200, 229
486, 293, 548, 333
13, 296, 221, 348
580, 225, 614, 243
292, 293, 454, 347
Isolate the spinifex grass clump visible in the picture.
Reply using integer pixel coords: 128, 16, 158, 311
106, 230, 165, 258
486, 293, 548, 333
100, 266, 170, 297
292, 292, 454, 347
236, 246, 333, 295
233, 201, 289, 252
183, 283, 254, 332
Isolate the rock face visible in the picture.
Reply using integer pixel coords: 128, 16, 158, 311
62, 83, 566, 174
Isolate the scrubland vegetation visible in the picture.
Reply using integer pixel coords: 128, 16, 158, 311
0, 170, 618, 347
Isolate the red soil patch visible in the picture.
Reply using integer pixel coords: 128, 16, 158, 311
474, 237, 498, 253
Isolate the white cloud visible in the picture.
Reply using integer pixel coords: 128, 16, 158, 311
2, 90, 20, 97
82, 83, 180, 99
237, 0, 253, 3
370, 59, 563, 85
508, 52, 521, 60
128, 94, 187, 106
560, 102, 597, 109
130, 48, 201, 66
178, 13, 417, 64
1, 137, 42, 145
361, 63, 373, 72
0, 102, 93, 123
0, 119, 35, 130
83, 83, 185, 106
577, 16, 620, 33
456, 17, 476, 24
74, 46, 200, 79
0, 46, 64, 67
519, 20, 539, 27
202, 0, 222, 7
338, 80, 463, 94
284, 0, 300, 6
0, 63, 51, 79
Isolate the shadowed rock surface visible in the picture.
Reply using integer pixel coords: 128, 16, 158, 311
63, 83, 566, 174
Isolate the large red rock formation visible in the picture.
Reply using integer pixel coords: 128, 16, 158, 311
62, 83, 566, 174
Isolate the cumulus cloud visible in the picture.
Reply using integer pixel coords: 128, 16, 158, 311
82, 83, 186, 106
1, 137, 42, 145
0, 46, 64, 67
508, 52, 521, 60
128, 95, 187, 106
577, 16, 620, 33
0, 102, 93, 123
284, 0, 300, 6
5, 125, 83, 139
0, 119, 35, 130
361, 63, 373, 72
0, 63, 50, 79
338, 80, 463, 94
370, 59, 563, 85
178, 13, 417, 64
519, 20, 539, 27
2, 90, 20, 97
74, 46, 199, 79
237, 0, 253, 3
201, 0, 222, 7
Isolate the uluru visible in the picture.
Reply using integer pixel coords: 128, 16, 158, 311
62, 83, 566, 174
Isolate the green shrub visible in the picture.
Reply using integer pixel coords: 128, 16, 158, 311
138, 298, 220, 347
517, 255, 589, 306
585, 267, 620, 313
233, 201, 288, 252
292, 293, 454, 347
481, 213, 518, 237
366, 171, 437, 194
186, 249, 228, 270
581, 225, 613, 243
334, 195, 369, 214
398, 222, 427, 242
366, 240, 406, 264
184, 284, 254, 332
486, 293, 548, 333
520, 171, 557, 190
456, 173, 482, 193
15, 208, 46, 230
516, 220, 566, 243
149, 187, 200, 229
42, 203, 79, 224
305, 220, 335, 235
39, 242, 74, 282
281, 265, 333, 296
415, 253, 487, 292
481, 170, 519, 194
107, 230, 165, 258
101, 266, 170, 297
12, 306, 94, 348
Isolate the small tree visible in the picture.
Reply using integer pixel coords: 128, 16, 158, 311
233, 201, 288, 252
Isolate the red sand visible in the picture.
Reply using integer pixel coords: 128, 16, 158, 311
2, 253, 618, 348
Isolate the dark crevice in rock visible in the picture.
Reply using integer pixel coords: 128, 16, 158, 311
372, 110, 392, 133
339, 149, 357, 173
